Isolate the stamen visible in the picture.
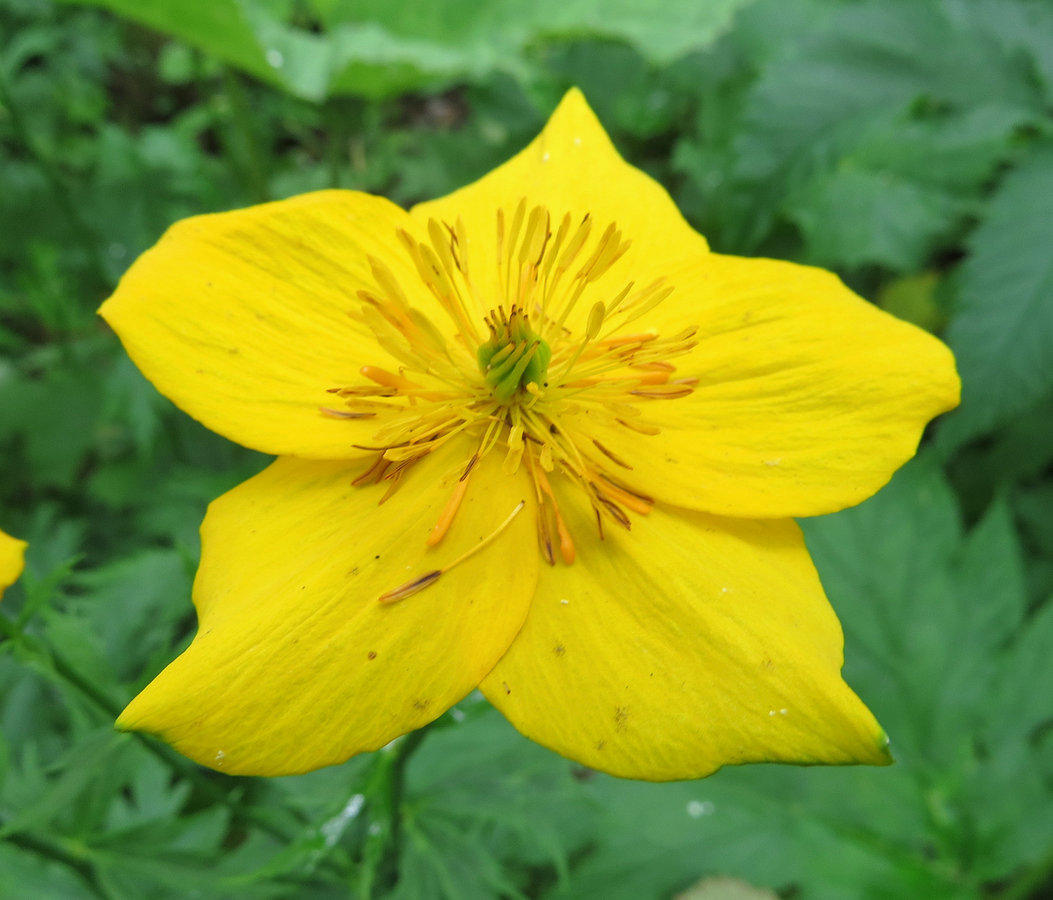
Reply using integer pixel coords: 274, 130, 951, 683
592, 438, 633, 470
426, 476, 471, 546
319, 407, 376, 419
576, 223, 628, 283
504, 423, 525, 474
630, 385, 695, 399
534, 464, 575, 564
596, 476, 654, 515
616, 417, 661, 436
352, 454, 391, 486
339, 202, 696, 575
553, 300, 605, 384
367, 256, 412, 315
361, 366, 421, 392
518, 205, 549, 269
454, 218, 470, 273
378, 570, 442, 604
428, 218, 456, 276
502, 199, 528, 301
591, 484, 632, 530
377, 501, 526, 604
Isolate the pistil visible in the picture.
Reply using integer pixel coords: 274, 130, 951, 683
477, 306, 551, 403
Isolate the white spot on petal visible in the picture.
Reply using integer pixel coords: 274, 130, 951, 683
560, 598, 569, 605
542, 151, 550, 162
573, 136, 582, 145
764, 458, 782, 466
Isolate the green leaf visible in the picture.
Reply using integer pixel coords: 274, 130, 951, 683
58, 0, 281, 92
0, 728, 123, 839
728, 0, 1046, 256
783, 103, 1027, 269
71, 549, 193, 681
938, 144, 1053, 449
520, 0, 755, 65
0, 841, 96, 899
60, 0, 756, 101
0, 359, 104, 489
317, 0, 757, 68
785, 164, 962, 270
946, 0, 1053, 105
735, 0, 1042, 184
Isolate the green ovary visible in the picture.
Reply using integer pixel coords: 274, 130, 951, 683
477, 308, 551, 403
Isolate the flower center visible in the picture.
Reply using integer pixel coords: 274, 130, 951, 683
477, 306, 551, 403
323, 201, 698, 601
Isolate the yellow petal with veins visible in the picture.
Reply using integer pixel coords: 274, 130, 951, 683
482, 488, 889, 780
100, 191, 437, 459
0, 530, 26, 601
564, 253, 960, 518
411, 88, 709, 330
118, 439, 536, 775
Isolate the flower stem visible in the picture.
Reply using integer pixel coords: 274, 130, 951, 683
359, 725, 431, 897
384, 727, 428, 858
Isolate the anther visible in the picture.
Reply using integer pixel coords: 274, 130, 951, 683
378, 570, 442, 604
377, 501, 526, 604
629, 385, 695, 399
427, 477, 471, 546
319, 407, 377, 419
591, 438, 633, 470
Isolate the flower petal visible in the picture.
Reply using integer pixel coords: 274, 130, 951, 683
482, 491, 890, 781
0, 530, 26, 600
411, 88, 708, 309
100, 190, 436, 458
118, 441, 537, 775
565, 253, 960, 518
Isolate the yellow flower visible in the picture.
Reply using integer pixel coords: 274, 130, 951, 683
0, 529, 27, 601
100, 90, 959, 779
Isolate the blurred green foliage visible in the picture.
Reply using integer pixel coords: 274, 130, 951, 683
2, 0, 1052, 896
